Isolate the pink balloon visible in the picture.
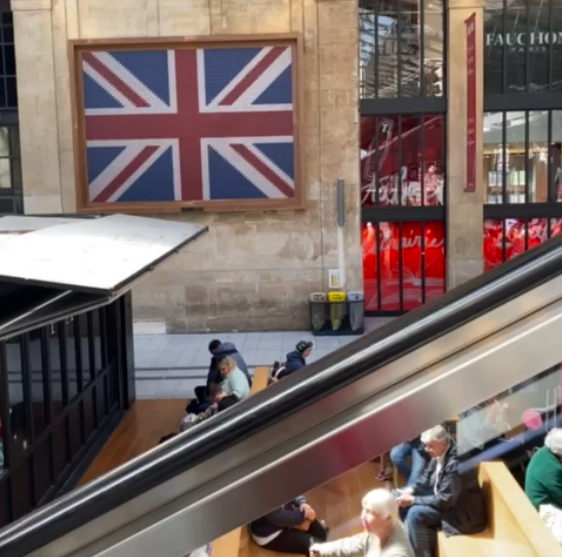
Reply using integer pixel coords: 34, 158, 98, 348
522, 409, 543, 430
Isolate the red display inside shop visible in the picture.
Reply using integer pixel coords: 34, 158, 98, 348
483, 218, 562, 271
362, 221, 446, 312
360, 115, 445, 207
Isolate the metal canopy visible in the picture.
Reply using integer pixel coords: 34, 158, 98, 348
0, 214, 207, 295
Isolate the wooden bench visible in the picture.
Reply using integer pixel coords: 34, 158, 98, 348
438, 461, 562, 557
210, 366, 270, 557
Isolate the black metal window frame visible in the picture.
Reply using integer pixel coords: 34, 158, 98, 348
0, 299, 131, 528
484, 0, 562, 104
359, 0, 446, 105
359, 2, 447, 316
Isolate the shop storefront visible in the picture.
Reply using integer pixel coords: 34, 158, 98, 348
361, 0, 562, 315
483, 0, 562, 270
359, 0, 446, 314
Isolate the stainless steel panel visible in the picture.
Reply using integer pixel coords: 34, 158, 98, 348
28, 282, 562, 557
0, 215, 206, 294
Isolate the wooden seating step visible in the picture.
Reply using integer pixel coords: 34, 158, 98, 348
438, 461, 562, 557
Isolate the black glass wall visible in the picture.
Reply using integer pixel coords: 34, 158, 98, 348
0, 296, 134, 528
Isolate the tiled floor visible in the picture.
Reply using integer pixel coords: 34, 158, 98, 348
133, 317, 394, 399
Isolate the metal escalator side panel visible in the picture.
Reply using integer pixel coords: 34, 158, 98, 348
5, 266, 562, 557
42, 295, 562, 557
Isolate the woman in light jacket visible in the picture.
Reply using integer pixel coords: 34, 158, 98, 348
214, 356, 251, 411
310, 489, 413, 557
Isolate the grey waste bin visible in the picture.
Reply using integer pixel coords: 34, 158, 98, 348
347, 290, 365, 332
308, 292, 327, 331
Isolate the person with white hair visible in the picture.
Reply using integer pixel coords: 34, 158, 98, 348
310, 489, 414, 557
395, 425, 486, 557
525, 427, 562, 543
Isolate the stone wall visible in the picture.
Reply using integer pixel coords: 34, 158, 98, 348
11, 0, 362, 332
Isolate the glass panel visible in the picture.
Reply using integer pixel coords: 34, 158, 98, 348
10, 458, 33, 521
529, 111, 549, 202
400, 222, 423, 311
83, 390, 95, 441
0, 158, 11, 188
7, 337, 27, 458
49, 325, 64, 417
483, 219, 504, 271
64, 320, 78, 400
484, 112, 504, 203
484, 9, 503, 96
505, 112, 525, 203
96, 379, 107, 426
551, 218, 562, 238
552, 111, 562, 202
504, 5, 526, 94
421, 115, 444, 206
505, 218, 526, 261
4, 44, 15, 76
553, 7, 562, 91
34, 438, 52, 504
380, 222, 400, 311
2, 22, 13, 43
0, 479, 9, 528
360, 115, 445, 207
68, 406, 82, 458
29, 334, 46, 436
0, 127, 9, 157
79, 314, 92, 385
424, 220, 445, 303
528, 218, 548, 249
93, 310, 102, 374
6, 77, 17, 108
52, 419, 68, 478
9, 126, 19, 158
359, 0, 443, 99
362, 222, 379, 312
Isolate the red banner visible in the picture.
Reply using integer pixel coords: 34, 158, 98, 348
465, 13, 476, 193
362, 221, 446, 312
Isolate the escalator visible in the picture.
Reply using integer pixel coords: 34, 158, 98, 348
3, 236, 562, 557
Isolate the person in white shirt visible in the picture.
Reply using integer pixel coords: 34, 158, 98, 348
310, 489, 414, 557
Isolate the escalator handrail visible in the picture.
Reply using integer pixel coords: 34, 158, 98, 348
3, 236, 562, 557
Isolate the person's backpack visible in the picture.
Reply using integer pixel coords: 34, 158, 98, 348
269, 361, 288, 384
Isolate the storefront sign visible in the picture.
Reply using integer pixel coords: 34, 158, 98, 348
485, 31, 562, 53
466, 13, 476, 193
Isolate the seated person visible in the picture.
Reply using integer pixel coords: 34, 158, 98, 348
396, 425, 486, 557
389, 437, 430, 487
525, 427, 562, 543
187, 339, 251, 414
250, 496, 328, 555
283, 341, 314, 377
311, 489, 413, 557
182, 356, 251, 429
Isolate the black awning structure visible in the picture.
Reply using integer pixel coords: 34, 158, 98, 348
0, 214, 207, 342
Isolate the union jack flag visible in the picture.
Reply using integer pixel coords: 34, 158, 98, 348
80, 45, 296, 204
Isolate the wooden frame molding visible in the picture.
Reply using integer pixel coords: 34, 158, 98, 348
68, 34, 305, 214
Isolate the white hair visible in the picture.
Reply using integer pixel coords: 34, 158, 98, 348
545, 428, 562, 456
362, 489, 399, 522
421, 425, 449, 444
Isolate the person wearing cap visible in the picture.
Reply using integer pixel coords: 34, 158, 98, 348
284, 340, 314, 376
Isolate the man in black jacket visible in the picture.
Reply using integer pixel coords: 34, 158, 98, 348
250, 496, 328, 554
395, 425, 487, 557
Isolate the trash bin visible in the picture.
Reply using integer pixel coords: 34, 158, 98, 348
328, 291, 346, 331
347, 291, 365, 332
309, 292, 327, 331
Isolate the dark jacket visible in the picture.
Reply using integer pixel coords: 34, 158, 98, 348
525, 446, 562, 509
284, 351, 306, 375
207, 342, 251, 388
412, 442, 487, 536
250, 496, 308, 538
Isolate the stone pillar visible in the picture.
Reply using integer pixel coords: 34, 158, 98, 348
12, 0, 62, 214
446, 0, 484, 289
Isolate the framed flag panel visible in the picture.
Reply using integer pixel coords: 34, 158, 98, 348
68, 34, 304, 213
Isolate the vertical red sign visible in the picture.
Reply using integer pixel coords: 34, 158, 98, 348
465, 13, 476, 193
